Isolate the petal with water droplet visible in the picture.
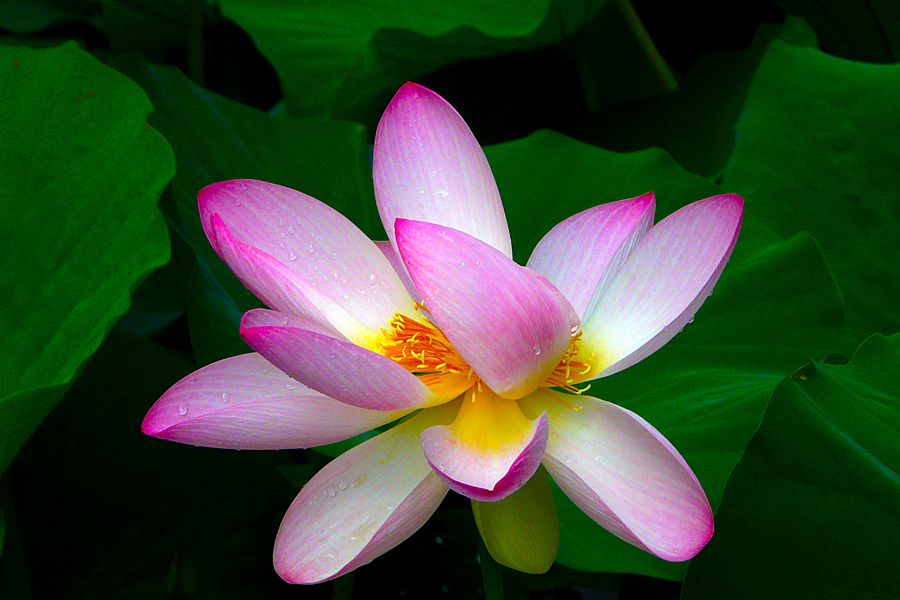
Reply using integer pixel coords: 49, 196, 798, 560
274, 406, 454, 583
142, 353, 408, 449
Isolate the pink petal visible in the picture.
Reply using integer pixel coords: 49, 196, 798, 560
200, 180, 416, 333
581, 194, 743, 378
396, 219, 578, 399
520, 392, 714, 561
240, 314, 442, 411
274, 408, 453, 583
420, 389, 549, 502
374, 240, 420, 303
142, 353, 406, 449
527, 192, 655, 318
373, 83, 512, 260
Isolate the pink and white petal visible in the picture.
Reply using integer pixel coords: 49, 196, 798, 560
240, 318, 442, 411
274, 407, 454, 583
373, 83, 512, 258
209, 213, 381, 345
420, 388, 549, 502
396, 219, 578, 399
374, 240, 420, 304
520, 392, 714, 561
527, 192, 655, 318
471, 466, 559, 574
200, 180, 416, 332
142, 353, 407, 450
581, 194, 743, 378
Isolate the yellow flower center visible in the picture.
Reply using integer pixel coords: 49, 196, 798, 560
379, 303, 591, 403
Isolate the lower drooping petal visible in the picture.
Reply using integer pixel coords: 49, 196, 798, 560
142, 353, 407, 449
396, 218, 578, 399
274, 407, 454, 583
240, 312, 442, 411
580, 194, 743, 379
471, 467, 559, 574
520, 391, 714, 561
420, 389, 549, 501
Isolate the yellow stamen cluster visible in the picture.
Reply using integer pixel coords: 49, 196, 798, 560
543, 328, 592, 395
381, 304, 591, 409
380, 305, 475, 392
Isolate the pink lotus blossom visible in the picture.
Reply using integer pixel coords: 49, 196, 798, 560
142, 83, 742, 583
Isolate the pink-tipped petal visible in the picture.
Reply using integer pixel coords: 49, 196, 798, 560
200, 180, 416, 333
374, 83, 512, 258
396, 219, 577, 399
581, 194, 743, 378
240, 315, 441, 411
527, 193, 655, 318
274, 408, 453, 583
520, 392, 714, 561
374, 240, 420, 303
420, 389, 549, 502
142, 353, 406, 449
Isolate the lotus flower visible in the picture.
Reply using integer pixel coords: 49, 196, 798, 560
142, 82, 743, 583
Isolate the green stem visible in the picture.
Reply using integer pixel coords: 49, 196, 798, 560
616, 0, 677, 92
478, 537, 504, 600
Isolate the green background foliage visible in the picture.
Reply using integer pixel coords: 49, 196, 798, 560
1, 2, 898, 599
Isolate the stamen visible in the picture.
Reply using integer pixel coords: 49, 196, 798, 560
379, 312, 476, 394
542, 327, 593, 407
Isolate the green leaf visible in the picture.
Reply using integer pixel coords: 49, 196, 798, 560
486, 132, 856, 578
722, 40, 900, 340
218, 0, 604, 119
0, 42, 174, 475
110, 54, 376, 364
577, 17, 818, 178
682, 333, 900, 599
774, 0, 900, 63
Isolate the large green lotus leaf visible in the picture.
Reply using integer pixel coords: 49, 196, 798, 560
774, 0, 900, 63
682, 332, 900, 599
0, 42, 173, 476
722, 40, 900, 341
577, 17, 817, 178
110, 55, 377, 364
218, 0, 603, 120
486, 131, 856, 578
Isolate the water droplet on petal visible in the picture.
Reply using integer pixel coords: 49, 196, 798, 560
221, 392, 230, 403
368, 274, 377, 284
307, 243, 315, 253
338, 478, 348, 491
288, 251, 298, 261
177, 404, 188, 416
239, 182, 247, 190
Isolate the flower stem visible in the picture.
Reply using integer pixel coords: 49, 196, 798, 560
478, 537, 505, 600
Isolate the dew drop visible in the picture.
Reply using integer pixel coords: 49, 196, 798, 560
177, 404, 188, 416
288, 251, 298, 261
338, 478, 349, 491
239, 182, 247, 190
261, 365, 270, 374
368, 273, 377, 284
435, 189, 449, 198
221, 392, 230, 403
327, 487, 336, 498
307, 243, 315, 253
